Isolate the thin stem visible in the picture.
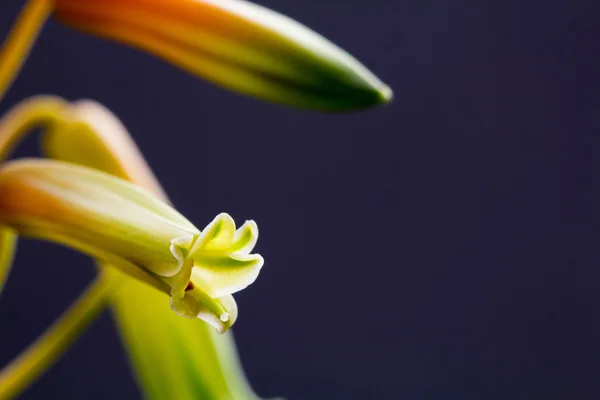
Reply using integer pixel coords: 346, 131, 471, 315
0, 271, 119, 400
0, 227, 17, 298
0, 95, 68, 162
0, 0, 53, 104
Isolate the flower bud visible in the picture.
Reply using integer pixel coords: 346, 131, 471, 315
53, 0, 392, 111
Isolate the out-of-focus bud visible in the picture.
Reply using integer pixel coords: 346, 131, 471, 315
53, 0, 392, 111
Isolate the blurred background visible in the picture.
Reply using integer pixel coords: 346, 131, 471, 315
1, 0, 600, 399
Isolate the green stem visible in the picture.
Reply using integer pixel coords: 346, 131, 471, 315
0, 0, 53, 104
0, 271, 119, 400
0, 227, 17, 298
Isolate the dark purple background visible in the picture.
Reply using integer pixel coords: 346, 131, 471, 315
1, 0, 600, 399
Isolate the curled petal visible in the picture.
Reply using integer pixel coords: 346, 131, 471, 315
186, 213, 264, 298
202, 213, 236, 252
192, 253, 264, 298
169, 234, 195, 266
196, 295, 238, 334
229, 220, 258, 255
171, 282, 238, 333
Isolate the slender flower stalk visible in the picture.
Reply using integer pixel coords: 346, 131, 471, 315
53, 0, 392, 110
0, 0, 52, 103
0, 227, 17, 297
0, 271, 118, 400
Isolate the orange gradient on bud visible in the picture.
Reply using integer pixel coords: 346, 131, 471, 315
53, 0, 392, 111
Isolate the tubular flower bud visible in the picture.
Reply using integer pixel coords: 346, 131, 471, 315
53, 0, 392, 111
0, 159, 262, 332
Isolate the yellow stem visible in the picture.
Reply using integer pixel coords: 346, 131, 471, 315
0, 95, 68, 162
0, 271, 119, 400
0, 0, 53, 104
0, 227, 17, 297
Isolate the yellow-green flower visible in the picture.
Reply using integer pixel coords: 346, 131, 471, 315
53, 0, 392, 110
0, 158, 262, 332
0, 96, 266, 399
43, 98, 265, 399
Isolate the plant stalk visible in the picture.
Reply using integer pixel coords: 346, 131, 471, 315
0, 0, 53, 104
0, 272, 118, 399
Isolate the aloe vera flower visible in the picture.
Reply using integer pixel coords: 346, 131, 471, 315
0, 97, 266, 399
0, 158, 262, 333
52, 0, 392, 111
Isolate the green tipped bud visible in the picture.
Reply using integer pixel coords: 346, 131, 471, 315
54, 0, 392, 111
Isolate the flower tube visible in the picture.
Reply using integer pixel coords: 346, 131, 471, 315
0, 158, 263, 332
41, 98, 266, 398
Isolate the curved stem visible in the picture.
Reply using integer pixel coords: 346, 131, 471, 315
0, 271, 119, 400
0, 0, 53, 104
0, 95, 68, 162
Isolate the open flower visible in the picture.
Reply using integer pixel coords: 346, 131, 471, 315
0, 96, 266, 398
53, 0, 392, 111
0, 158, 262, 332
